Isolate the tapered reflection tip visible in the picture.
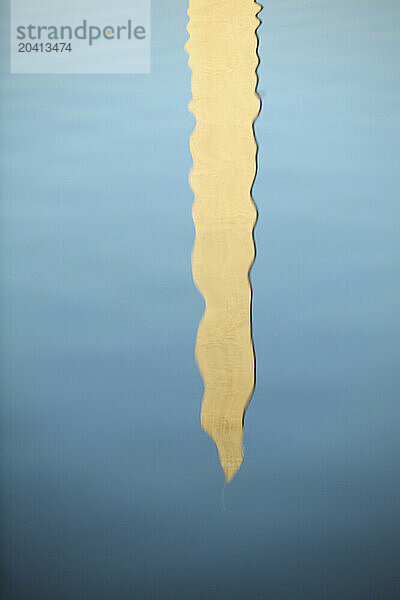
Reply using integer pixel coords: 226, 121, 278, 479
202, 415, 244, 482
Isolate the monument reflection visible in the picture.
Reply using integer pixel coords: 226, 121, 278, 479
187, 0, 261, 480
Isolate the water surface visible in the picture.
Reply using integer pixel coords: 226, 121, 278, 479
1, 1, 400, 599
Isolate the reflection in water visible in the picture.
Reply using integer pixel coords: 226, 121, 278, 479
187, 1, 261, 481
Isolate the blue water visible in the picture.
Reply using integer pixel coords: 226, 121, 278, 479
1, 1, 400, 598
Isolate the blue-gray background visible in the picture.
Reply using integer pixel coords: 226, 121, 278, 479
1, 1, 399, 598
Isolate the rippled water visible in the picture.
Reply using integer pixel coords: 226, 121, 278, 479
1, 1, 400, 598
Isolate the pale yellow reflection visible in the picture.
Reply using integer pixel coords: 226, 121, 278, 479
187, 1, 261, 481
